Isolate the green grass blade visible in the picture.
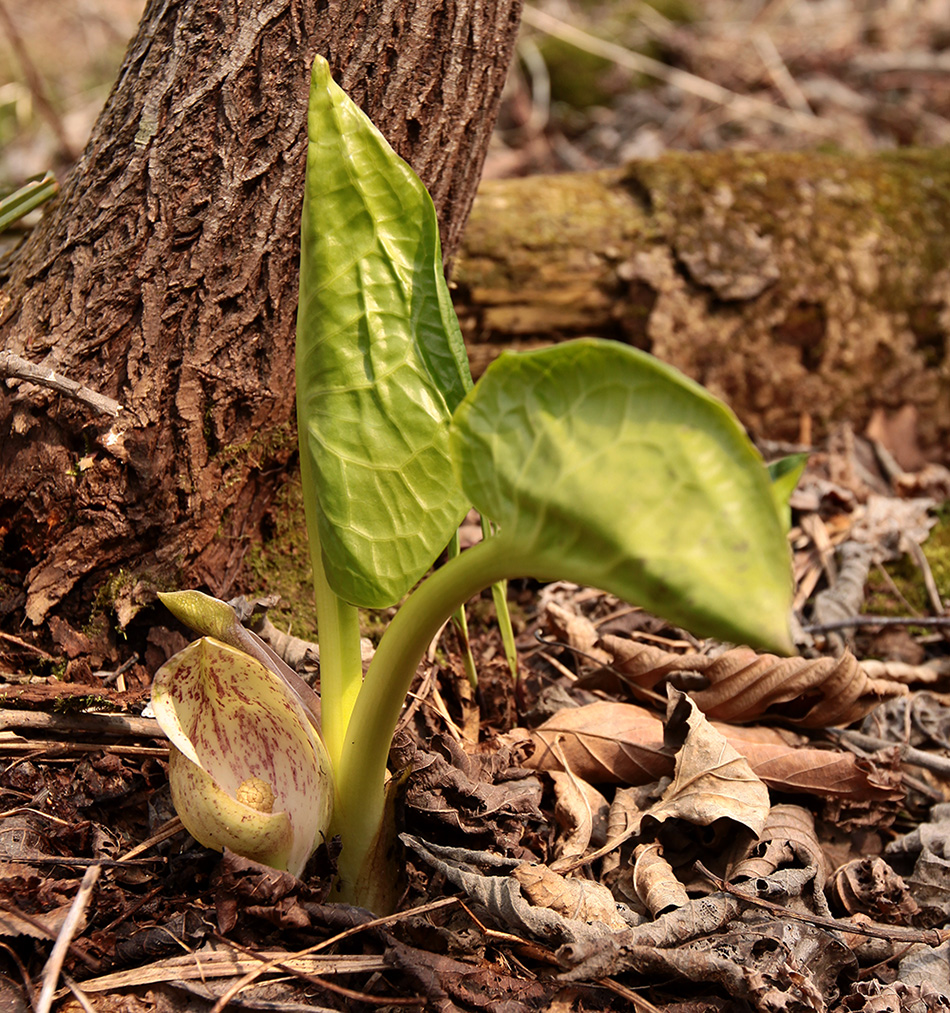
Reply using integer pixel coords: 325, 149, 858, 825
0, 172, 57, 233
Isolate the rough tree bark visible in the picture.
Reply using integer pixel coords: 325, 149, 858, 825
0, 0, 523, 628
454, 149, 950, 461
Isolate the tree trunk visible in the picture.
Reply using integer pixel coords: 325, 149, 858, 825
454, 149, 950, 462
0, 0, 523, 627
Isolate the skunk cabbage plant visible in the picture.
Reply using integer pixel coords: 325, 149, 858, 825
151, 56, 795, 912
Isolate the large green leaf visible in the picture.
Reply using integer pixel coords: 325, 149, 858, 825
450, 340, 793, 654
296, 56, 472, 607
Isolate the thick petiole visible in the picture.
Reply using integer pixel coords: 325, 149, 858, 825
331, 533, 527, 905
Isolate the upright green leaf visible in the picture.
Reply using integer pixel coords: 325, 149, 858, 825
450, 340, 793, 654
767, 452, 809, 531
296, 56, 472, 607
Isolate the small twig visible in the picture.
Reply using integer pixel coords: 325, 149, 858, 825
213, 934, 423, 1006
208, 896, 460, 1013
0, 630, 57, 661
0, 902, 100, 970
0, 741, 168, 759
118, 817, 185, 861
61, 974, 96, 1013
802, 615, 950, 634
0, 349, 124, 417
0, 940, 35, 1008
521, 4, 836, 136
825, 727, 950, 779
597, 977, 664, 1013
752, 28, 814, 117
873, 562, 923, 620
695, 863, 948, 946
35, 864, 102, 1013
96, 653, 140, 685
906, 540, 946, 617
0, 709, 162, 738
4, 855, 162, 869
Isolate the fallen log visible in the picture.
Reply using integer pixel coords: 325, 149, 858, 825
453, 149, 950, 460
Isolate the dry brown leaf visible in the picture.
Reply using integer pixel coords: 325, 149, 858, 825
543, 602, 612, 665
0, 901, 76, 940
522, 701, 672, 785
511, 864, 629, 931
648, 691, 770, 837
729, 803, 829, 886
597, 634, 906, 727
522, 701, 904, 804
632, 842, 689, 916
830, 857, 920, 924
549, 768, 609, 863
714, 724, 903, 803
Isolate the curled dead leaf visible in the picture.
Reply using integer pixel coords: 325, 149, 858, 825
632, 842, 689, 916
549, 768, 609, 863
597, 634, 906, 727
646, 690, 770, 838
729, 803, 829, 886
521, 701, 904, 806
830, 857, 920, 924
512, 864, 630, 931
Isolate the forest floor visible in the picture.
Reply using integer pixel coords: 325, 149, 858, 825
2, 1, 950, 1011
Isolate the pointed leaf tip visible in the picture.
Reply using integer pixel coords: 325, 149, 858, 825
297, 54, 472, 606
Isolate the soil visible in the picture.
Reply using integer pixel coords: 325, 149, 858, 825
2, 2, 950, 1011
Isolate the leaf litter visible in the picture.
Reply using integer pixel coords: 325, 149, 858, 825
2, 422, 950, 1012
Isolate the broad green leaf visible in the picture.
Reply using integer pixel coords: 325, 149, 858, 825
151, 637, 333, 876
450, 340, 793, 654
767, 452, 809, 531
296, 56, 472, 607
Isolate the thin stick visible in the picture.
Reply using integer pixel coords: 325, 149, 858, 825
62, 974, 97, 1013
214, 935, 422, 1006
0, 630, 57, 660
118, 817, 185, 861
35, 865, 102, 1013
752, 28, 814, 117
520, 4, 835, 136
696, 863, 948, 946
825, 727, 950, 779
0, 902, 99, 969
0, 741, 168, 759
208, 896, 460, 1013
802, 615, 950, 633
0, 350, 124, 417
0, 709, 162, 738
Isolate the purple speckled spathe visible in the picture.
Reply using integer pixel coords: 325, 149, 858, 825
151, 636, 333, 876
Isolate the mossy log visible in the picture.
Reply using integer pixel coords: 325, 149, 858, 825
453, 149, 950, 460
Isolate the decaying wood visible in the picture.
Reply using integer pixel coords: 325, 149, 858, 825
0, 0, 523, 625
454, 149, 950, 459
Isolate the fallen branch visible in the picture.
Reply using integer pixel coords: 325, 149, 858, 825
0, 349, 124, 417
